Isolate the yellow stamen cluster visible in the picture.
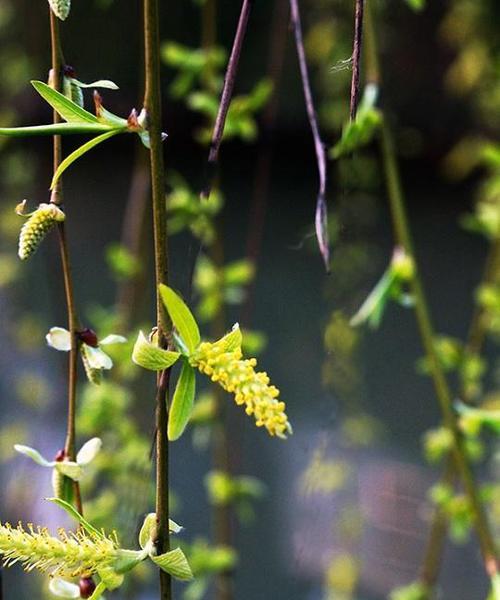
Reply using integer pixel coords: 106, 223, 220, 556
190, 342, 292, 438
0, 522, 117, 577
18, 203, 65, 260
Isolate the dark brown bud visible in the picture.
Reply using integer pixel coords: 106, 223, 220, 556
63, 65, 76, 78
79, 578, 96, 599
54, 449, 66, 462
78, 328, 99, 348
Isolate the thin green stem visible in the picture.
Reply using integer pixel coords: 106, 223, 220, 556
380, 117, 498, 578
143, 1, 172, 599
365, 0, 498, 581
48, 9, 82, 514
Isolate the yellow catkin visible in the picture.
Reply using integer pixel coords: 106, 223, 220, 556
190, 342, 292, 438
0, 522, 117, 577
18, 203, 65, 260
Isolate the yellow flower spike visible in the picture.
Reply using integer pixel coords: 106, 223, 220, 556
0, 521, 117, 577
18, 202, 65, 260
190, 328, 292, 438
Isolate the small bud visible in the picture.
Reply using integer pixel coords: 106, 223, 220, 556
127, 108, 140, 130
54, 449, 66, 462
48, 0, 71, 21
18, 203, 65, 260
78, 328, 99, 348
79, 578, 96, 599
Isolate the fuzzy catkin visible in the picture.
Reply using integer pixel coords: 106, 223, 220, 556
0, 522, 117, 577
190, 342, 292, 438
48, 0, 71, 20
18, 203, 65, 260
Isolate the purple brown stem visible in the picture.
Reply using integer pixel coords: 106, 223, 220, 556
289, 0, 329, 270
200, 0, 253, 202
350, 0, 365, 120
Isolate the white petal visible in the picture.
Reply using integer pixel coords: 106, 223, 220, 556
49, 578, 80, 598
56, 461, 84, 481
77, 437, 102, 465
99, 334, 127, 346
85, 346, 113, 370
14, 444, 54, 467
46, 327, 72, 352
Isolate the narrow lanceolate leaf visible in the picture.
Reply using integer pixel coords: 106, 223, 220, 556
71, 79, 119, 90
151, 547, 193, 581
50, 129, 123, 189
48, 0, 71, 20
159, 285, 200, 353
32, 81, 99, 123
168, 360, 196, 441
212, 323, 243, 353
0, 123, 116, 137
47, 497, 104, 539
132, 331, 181, 371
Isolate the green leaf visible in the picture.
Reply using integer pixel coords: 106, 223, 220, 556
113, 549, 147, 574
212, 324, 242, 353
0, 122, 116, 137
168, 359, 196, 441
31, 81, 99, 124
138, 513, 183, 550
455, 402, 500, 434
132, 330, 181, 371
404, 0, 425, 12
159, 285, 200, 353
88, 581, 108, 600
71, 78, 119, 90
489, 574, 500, 600
151, 547, 193, 581
47, 497, 104, 539
50, 129, 123, 189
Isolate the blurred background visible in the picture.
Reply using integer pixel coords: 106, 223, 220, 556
0, 0, 499, 598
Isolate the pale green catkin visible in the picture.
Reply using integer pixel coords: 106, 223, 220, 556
48, 0, 71, 21
0, 522, 117, 577
80, 344, 102, 386
18, 203, 65, 260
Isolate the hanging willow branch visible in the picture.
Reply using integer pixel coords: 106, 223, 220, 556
350, 0, 365, 120
289, 0, 329, 270
200, 0, 253, 202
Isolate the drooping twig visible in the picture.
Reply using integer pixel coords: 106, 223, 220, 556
364, 0, 498, 584
289, 0, 329, 270
143, 0, 172, 598
418, 233, 500, 593
200, 0, 253, 202
350, 0, 365, 120
48, 8, 83, 515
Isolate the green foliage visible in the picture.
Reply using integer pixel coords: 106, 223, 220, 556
205, 470, 265, 521
162, 42, 226, 98
350, 247, 414, 328
168, 359, 196, 441
330, 84, 382, 159
132, 330, 181, 371
159, 284, 201, 353
194, 254, 255, 321
389, 581, 429, 600
189, 80, 273, 145
167, 173, 222, 244
403, 0, 426, 12
106, 243, 141, 280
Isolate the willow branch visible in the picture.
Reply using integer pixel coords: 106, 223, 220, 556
48, 9, 82, 515
143, 0, 172, 598
200, 0, 253, 202
350, 0, 365, 120
289, 0, 329, 269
